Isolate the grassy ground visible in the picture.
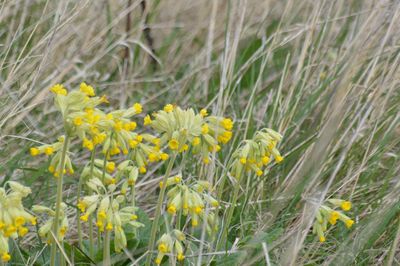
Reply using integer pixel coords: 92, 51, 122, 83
1, 0, 400, 265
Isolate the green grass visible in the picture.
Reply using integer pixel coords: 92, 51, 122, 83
1, 1, 400, 265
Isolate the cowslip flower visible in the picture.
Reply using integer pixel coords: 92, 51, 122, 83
164, 178, 219, 232
0, 182, 36, 263
30, 136, 74, 177
149, 106, 233, 163
32, 203, 69, 243
313, 198, 354, 242
155, 230, 186, 265
231, 128, 283, 178
79, 178, 143, 252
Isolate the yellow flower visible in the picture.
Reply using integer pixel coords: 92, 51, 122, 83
44, 146, 54, 155
73, 116, 83, 126
106, 162, 116, 173
345, 219, 354, 228
1, 253, 11, 262
144, 115, 152, 125
30, 147, 40, 156
177, 253, 185, 261
133, 103, 142, 114
18, 227, 28, 237
179, 144, 189, 152
59, 226, 67, 236
30, 217, 37, 225
168, 139, 179, 150
98, 210, 107, 219
164, 104, 174, 113
158, 243, 168, 253
83, 138, 94, 151
275, 155, 284, 163
106, 222, 113, 231
50, 84, 67, 95
100, 95, 109, 103
341, 201, 352, 211
148, 153, 159, 162
96, 221, 104, 229
194, 206, 203, 214
160, 153, 169, 161
200, 108, 208, 117
192, 137, 201, 146
139, 166, 146, 174
80, 82, 95, 96
239, 157, 247, 165
167, 205, 176, 215
80, 214, 89, 222
129, 139, 138, 148
191, 219, 198, 227
15, 216, 25, 226
328, 211, 340, 225
261, 156, 270, 165
221, 118, 233, 130
201, 124, 209, 134
77, 201, 86, 212
114, 120, 123, 131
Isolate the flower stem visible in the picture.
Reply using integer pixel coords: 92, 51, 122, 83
50, 135, 70, 266
77, 150, 95, 249
130, 184, 137, 236
103, 230, 111, 266
216, 171, 243, 251
145, 153, 177, 266
88, 149, 96, 259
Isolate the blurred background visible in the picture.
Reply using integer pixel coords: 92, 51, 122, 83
1, 0, 400, 264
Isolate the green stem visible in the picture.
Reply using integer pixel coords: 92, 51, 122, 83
216, 171, 243, 251
103, 230, 111, 266
130, 184, 137, 236
100, 149, 110, 257
77, 150, 95, 249
145, 153, 177, 266
103, 178, 114, 266
88, 149, 96, 259
50, 135, 70, 266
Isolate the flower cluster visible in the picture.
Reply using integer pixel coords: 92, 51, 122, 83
313, 198, 354, 242
32, 203, 69, 243
147, 106, 233, 163
231, 128, 283, 178
30, 136, 74, 177
164, 177, 219, 232
155, 230, 186, 265
0, 182, 36, 262
78, 178, 143, 252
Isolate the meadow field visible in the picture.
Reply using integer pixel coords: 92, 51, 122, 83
0, 0, 399, 265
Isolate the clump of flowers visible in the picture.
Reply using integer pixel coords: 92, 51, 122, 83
22, 81, 360, 266
164, 177, 219, 232
30, 136, 74, 177
32, 203, 69, 243
231, 128, 283, 178
0, 182, 36, 263
147, 105, 233, 163
78, 177, 144, 252
155, 230, 186, 265
313, 198, 354, 242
